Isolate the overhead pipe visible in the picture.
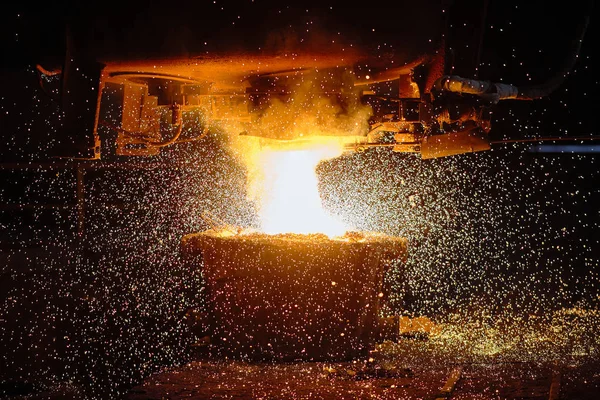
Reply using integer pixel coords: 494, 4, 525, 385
432, 75, 518, 103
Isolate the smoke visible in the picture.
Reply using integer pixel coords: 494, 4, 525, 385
216, 69, 372, 231
240, 69, 371, 141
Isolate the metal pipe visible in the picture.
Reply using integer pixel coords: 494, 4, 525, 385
433, 75, 518, 103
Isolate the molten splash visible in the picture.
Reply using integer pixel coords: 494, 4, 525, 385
250, 141, 347, 236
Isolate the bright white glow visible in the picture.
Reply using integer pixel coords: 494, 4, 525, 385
253, 143, 347, 236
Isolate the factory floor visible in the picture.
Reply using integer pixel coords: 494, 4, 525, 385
124, 339, 600, 400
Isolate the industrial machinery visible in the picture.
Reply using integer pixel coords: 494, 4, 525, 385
31, 0, 594, 160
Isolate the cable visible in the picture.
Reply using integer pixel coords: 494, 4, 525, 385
141, 123, 184, 148
98, 120, 209, 147
515, 0, 594, 100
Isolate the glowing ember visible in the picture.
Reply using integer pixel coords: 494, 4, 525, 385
248, 141, 348, 236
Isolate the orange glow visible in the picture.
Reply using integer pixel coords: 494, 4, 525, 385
249, 141, 347, 236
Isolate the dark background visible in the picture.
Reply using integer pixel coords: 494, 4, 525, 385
1, 1, 598, 399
